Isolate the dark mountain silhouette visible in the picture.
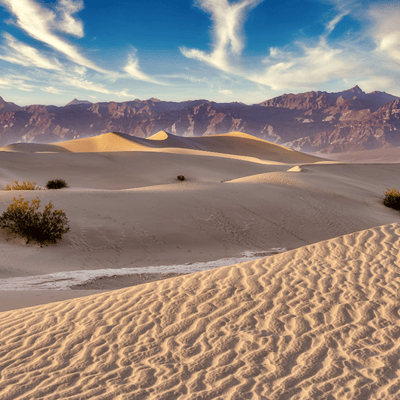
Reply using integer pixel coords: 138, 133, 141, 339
0, 86, 399, 153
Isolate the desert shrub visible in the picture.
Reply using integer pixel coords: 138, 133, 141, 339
383, 188, 400, 211
0, 196, 70, 246
177, 175, 185, 181
46, 179, 68, 190
4, 180, 42, 190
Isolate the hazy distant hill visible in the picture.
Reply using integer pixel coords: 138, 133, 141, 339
0, 86, 399, 153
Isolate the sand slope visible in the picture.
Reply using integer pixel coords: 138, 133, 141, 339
1, 223, 400, 399
0, 131, 322, 164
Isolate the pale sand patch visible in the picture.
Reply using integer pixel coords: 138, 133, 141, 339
1, 223, 400, 399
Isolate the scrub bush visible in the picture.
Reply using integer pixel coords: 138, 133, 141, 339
177, 175, 185, 181
0, 196, 70, 246
46, 179, 68, 189
383, 188, 400, 211
4, 180, 42, 190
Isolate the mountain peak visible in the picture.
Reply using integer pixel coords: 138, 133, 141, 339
66, 98, 92, 106
348, 85, 364, 94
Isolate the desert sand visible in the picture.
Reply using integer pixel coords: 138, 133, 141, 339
0, 131, 400, 399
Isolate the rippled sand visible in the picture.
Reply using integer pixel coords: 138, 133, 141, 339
1, 223, 400, 399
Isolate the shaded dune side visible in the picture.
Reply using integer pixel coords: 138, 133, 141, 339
0, 143, 71, 153
1, 223, 400, 399
149, 131, 323, 163
1, 131, 323, 164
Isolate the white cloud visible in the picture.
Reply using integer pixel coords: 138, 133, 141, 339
61, 76, 135, 97
218, 89, 233, 94
124, 52, 165, 84
41, 86, 63, 94
357, 76, 394, 92
0, 0, 106, 72
55, 0, 84, 38
180, 0, 263, 72
0, 76, 34, 91
250, 39, 355, 90
0, 33, 62, 70
369, 4, 400, 63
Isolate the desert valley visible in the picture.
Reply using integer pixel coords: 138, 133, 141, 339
0, 123, 400, 399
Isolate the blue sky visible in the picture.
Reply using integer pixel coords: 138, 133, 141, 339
0, 0, 399, 106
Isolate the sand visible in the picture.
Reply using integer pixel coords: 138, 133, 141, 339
1, 223, 400, 399
0, 131, 400, 398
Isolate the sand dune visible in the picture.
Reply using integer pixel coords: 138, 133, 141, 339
1, 130, 400, 398
1, 223, 400, 399
0, 155, 399, 312
0, 131, 322, 164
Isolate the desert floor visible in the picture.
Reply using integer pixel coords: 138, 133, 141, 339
0, 132, 400, 399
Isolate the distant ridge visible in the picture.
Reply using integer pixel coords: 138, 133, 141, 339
0, 86, 399, 153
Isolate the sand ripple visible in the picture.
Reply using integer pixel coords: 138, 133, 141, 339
1, 223, 400, 399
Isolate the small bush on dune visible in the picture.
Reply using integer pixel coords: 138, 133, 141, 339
383, 188, 400, 211
177, 175, 185, 181
46, 179, 68, 190
4, 180, 42, 190
0, 196, 70, 246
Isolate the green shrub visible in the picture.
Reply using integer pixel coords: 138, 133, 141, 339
383, 188, 400, 211
46, 179, 68, 190
177, 175, 185, 181
0, 196, 70, 246
4, 180, 42, 190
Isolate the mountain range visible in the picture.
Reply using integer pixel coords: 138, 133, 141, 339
1, 86, 399, 153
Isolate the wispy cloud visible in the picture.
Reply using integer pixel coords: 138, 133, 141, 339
55, 0, 84, 37
0, 0, 107, 72
218, 89, 233, 94
124, 51, 165, 85
41, 86, 64, 94
250, 39, 356, 90
61, 76, 136, 97
180, 0, 400, 94
369, 4, 400, 63
0, 33, 62, 70
0, 76, 34, 91
180, 0, 263, 72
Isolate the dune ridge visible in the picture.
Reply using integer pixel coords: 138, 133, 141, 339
0, 131, 322, 164
1, 223, 400, 399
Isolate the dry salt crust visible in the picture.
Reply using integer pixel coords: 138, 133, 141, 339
1, 224, 400, 400
0, 249, 285, 291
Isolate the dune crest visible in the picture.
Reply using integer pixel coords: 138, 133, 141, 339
0, 131, 323, 164
1, 223, 400, 399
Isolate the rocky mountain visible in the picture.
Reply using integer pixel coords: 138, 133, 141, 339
0, 96, 21, 115
0, 86, 399, 153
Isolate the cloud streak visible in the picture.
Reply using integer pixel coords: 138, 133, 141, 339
369, 4, 400, 63
0, 33, 62, 70
124, 52, 165, 85
250, 39, 356, 90
0, 0, 107, 72
181, 0, 263, 72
